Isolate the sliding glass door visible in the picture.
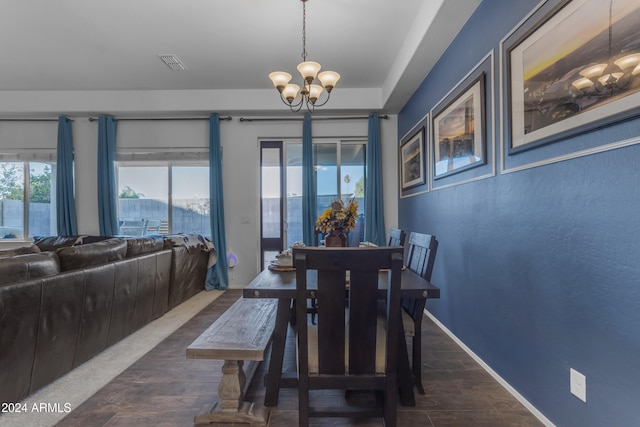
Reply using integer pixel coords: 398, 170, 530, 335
285, 140, 366, 247
259, 139, 366, 265
260, 141, 284, 269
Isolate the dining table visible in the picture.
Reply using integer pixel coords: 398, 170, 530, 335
242, 265, 440, 407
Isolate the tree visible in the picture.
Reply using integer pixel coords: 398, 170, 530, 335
354, 176, 365, 197
0, 163, 23, 201
119, 185, 144, 199
30, 166, 51, 203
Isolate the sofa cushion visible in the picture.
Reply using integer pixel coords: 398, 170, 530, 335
0, 258, 28, 286
57, 238, 127, 271
33, 236, 84, 252
125, 236, 164, 258
0, 244, 41, 258
0, 252, 61, 286
77, 235, 113, 245
18, 252, 61, 278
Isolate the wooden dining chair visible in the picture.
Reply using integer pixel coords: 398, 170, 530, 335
293, 246, 404, 427
401, 231, 438, 394
387, 228, 406, 247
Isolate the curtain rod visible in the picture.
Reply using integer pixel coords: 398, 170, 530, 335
239, 114, 389, 122
87, 116, 232, 122
0, 118, 73, 122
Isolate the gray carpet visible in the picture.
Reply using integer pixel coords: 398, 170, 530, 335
0, 290, 224, 427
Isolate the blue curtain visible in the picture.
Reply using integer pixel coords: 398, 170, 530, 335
302, 113, 317, 246
97, 115, 119, 236
56, 116, 78, 236
364, 114, 386, 245
205, 113, 229, 290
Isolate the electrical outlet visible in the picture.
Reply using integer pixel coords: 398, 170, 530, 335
570, 368, 587, 402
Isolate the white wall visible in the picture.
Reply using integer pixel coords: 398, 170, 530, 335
223, 116, 400, 287
0, 115, 398, 287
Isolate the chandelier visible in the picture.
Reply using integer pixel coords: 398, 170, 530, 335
268, 0, 340, 113
572, 0, 640, 94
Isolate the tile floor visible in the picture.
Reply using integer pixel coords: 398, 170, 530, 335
57, 290, 545, 427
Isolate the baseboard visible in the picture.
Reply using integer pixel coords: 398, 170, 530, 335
424, 310, 555, 427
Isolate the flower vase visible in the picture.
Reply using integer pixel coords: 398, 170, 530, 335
325, 230, 347, 247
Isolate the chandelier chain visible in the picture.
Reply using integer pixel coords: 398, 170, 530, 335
301, 0, 307, 62
608, 0, 613, 59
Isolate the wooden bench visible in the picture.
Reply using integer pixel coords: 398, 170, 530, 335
187, 297, 277, 426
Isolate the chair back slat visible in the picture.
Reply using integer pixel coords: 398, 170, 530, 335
347, 268, 380, 375
406, 232, 438, 281
388, 228, 406, 247
316, 269, 347, 374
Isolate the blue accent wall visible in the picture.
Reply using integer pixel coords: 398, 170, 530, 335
398, 1, 640, 425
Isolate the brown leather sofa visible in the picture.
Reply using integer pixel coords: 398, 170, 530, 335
155, 233, 213, 309
0, 234, 210, 404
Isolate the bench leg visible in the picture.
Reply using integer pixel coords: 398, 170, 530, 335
194, 360, 269, 426
264, 298, 292, 407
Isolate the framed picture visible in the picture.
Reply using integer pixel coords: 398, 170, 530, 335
432, 73, 486, 179
400, 126, 425, 190
503, 0, 640, 153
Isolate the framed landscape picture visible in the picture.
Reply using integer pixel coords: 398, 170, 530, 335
503, 0, 640, 153
432, 73, 486, 179
400, 126, 425, 190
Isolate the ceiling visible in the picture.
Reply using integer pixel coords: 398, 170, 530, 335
0, 0, 481, 116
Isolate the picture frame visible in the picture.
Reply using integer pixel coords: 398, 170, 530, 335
400, 126, 425, 190
432, 73, 486, 179
502, 0, 640, 154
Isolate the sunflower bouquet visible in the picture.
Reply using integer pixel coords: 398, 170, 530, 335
315, 199, 359, 234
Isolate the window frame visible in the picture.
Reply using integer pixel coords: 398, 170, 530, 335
0, 160, 57, 239
116, 160, 210, 237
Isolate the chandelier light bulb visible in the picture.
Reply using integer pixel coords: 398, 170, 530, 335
579, 63, 608, 80
598, 72, 624, 87
571, 77, 594, 91
269, 72, 293, 92
297, 61, 321, 84
282, 84, 301, 103
308, 84, 324, 103
318, 71, 340, 92
614, 53, 640, 70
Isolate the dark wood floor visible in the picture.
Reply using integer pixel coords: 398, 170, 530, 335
57, 289, 544, 427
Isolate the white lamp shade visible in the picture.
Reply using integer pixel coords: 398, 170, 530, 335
282, 84, 301, 103
269, 71, 292, 90
572, 77, 594, 91
297, 61, 321, 81
318, 71, 340, 90
308, 84, 324, 102
614, 53, 640, 70
598, 72, 623, 86
579, 63, 607, 80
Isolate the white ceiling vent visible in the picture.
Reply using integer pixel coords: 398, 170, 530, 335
158, 54, 186, 71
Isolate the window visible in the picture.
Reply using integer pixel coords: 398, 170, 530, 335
0, 161, 56, 239
117, 162, 210, 237
280, 140, 366, 247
